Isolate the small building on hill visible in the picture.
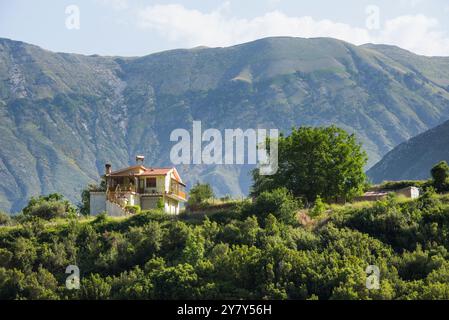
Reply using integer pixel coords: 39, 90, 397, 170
90, 156, 187, 216
354, 186, 420, 202
396, 186, 420, 199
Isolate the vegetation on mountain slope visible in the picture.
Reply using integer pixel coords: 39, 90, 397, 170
2, 187, 449, 299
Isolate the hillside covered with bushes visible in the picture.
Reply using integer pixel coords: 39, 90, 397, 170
2, 188, 449, 299
2, 126, 449, 300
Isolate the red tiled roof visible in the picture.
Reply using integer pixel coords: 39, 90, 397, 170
139, 167, 185, 185
107, 165, 184, 185
109, 165, 145, 176
137, 168, 172, 176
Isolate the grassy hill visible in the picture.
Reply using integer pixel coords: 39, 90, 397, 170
2, 36, 449, 212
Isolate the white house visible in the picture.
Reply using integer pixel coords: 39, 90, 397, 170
90, 156, 187, 216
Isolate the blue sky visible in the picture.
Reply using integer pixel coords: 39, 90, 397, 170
1, 0, 449, 56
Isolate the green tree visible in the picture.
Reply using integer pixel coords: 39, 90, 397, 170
0, 268, 26, 299
0, 212, 11, 226
150, 263, 200, 299
310, 196, 327, 218
248, 188, 301, 225
22, 193, 76, 220
188, 182, 214, 207
80, 274, 112, 300
431, 161, 449, 192
12, 238, 37, 273
0, 248, 13, 268
251, 126, 367, 203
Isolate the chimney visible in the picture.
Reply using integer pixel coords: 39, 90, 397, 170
136, 155, 145, 165
105, 164, 112, 175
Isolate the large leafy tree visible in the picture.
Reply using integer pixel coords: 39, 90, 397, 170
187, 183, 214, 207
22, 193, 77, 220
431, 161, 449, 192
251, 126, 367, 203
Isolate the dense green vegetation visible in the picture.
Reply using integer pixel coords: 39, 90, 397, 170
3, 189, 449, 299
187, 183, 215, 209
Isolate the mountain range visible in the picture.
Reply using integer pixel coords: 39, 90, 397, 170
2, 36, 449, 212
367, 118, 449, 183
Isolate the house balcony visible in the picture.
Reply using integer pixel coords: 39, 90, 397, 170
167, 190, 187, 202
107, 188, 187, 203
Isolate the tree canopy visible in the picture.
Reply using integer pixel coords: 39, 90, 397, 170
188, 183, 215, 207
431, 161, 449, 192
251, 126, 367, 204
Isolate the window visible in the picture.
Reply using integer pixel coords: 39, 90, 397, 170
146, 178, 156, 188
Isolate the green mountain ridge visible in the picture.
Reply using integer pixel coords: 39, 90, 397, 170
1, 36, 449, 212
367, 118, 449, 183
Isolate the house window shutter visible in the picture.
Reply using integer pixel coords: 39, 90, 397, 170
146, 178, 156, 188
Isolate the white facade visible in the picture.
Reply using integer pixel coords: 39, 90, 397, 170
90, 192, 106, 216
89, 164, 186, 216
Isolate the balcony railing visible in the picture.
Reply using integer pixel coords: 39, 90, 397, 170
108, 189, 186, 201
177, 191, 187, 200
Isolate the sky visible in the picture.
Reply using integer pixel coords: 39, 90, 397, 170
1, 0, 449, 57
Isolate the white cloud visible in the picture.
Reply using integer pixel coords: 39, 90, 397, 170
137, 3, 449, 56
375, 15, 449, 56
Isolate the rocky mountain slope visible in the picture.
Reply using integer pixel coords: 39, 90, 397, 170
367, 119, 449, 183
1, 36, 449, 212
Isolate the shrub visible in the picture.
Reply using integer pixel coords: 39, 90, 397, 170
0, 212, 12, 226
157, 198, 165, 210
22, 193, 76, 220
24, 201, 67, 220
127, 210, 170, 225
431, 161, 449, 192
93, 212, 108, 224
188, 183, 214, 207
310, 196, 327, 218
378, 180, 428, 191
125, 205, 141, 215
246, 187, 301, 225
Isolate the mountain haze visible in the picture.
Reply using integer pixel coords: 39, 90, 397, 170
1, 36, 449, 212
367, 119, 449, 183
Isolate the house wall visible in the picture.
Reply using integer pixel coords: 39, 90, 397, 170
397, 187, 420, 199
141, 196, 162, 210
164, 198, 179, 215
90, 192, 106, 215
165, 173, 171, 193
106, 200, 127, 217
142, 176, 166, 194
